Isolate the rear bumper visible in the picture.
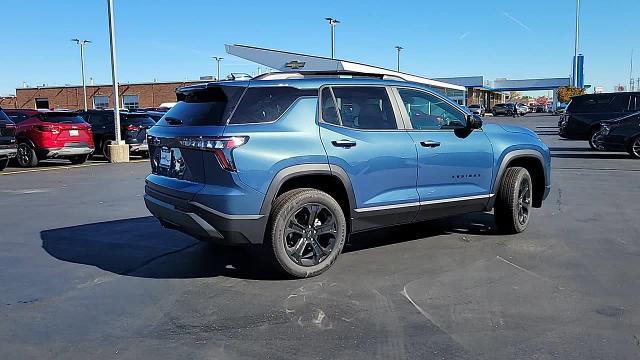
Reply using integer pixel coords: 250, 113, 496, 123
144, 185, 267, 245
126, 140, 148, 153
41, 146, 94, 158
130, 143, 148, 153
0, 145, 17, 159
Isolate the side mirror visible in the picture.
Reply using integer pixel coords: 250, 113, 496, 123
466, 114, 483, 129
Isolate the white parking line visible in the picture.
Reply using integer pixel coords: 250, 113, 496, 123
0, 160, 148, 175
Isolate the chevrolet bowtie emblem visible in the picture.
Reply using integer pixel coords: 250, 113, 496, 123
285, 60, 306, 69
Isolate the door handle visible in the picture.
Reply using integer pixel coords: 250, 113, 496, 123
332, 139, 356, 148
420, 140, 441, 148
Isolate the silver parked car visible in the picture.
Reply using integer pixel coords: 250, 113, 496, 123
467, 104, 485, 116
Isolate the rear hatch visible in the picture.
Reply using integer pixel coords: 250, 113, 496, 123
146, 83, 247, 200
0, 110, 16, 146
121, 113, 156, 143
38, 113, 93, 148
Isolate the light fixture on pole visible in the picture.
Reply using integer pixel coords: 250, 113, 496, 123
212, 56, 224, 81
573, 0, 580, 83
107, 0, 121, 142
71, 38, 91, 111
395, 46, 403, 72
325, 17, 340, 59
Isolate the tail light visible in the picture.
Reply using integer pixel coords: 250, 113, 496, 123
178, 136, 248, 171
126, 124, 141, 132
34, 125, 60, 134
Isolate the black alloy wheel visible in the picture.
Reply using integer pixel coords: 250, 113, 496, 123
284, 203, 338, 267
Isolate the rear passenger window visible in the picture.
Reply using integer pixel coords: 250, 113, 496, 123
325, 86, 397, 130
229, 87, 315, 124
321, 88, 340, 125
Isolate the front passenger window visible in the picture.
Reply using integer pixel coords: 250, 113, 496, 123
398, 89, 467, 130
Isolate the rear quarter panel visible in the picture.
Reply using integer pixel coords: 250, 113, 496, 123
223, 97, 327, 195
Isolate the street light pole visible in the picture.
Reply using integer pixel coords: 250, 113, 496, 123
395, 46, 403, 72
107, 0, 122, 145
212, 57, 223, 81
573, 0, 580, 87
325, 17, 340, 58
71, 39, 91, 111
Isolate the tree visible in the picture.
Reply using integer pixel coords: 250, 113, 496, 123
536, 96, 548, 105
509, 91, 522, 102
557, 87, 586, 104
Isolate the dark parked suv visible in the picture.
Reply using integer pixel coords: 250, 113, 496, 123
144, 71, 551, 278
78, 110, 155, 160
594, 111, 640, 158
558, 92, 640, 149
3, 109, 94, 167
492, 103, 516, 116
0, 109, 17, 171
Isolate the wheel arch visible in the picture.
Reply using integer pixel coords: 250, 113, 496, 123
260, 164, 356, 227
16, 136, 36, 148
490, 150, 547, 209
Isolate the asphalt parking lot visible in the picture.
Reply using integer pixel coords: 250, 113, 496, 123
1, 114, 640, 359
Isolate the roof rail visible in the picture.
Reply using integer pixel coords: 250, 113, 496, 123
252, 70, 406, 82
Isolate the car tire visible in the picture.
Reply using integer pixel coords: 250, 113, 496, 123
266, 188, 347, 278
628, 136, 640, 159
492, 111, 497, 116
507, 110, 513, 116
0, 158, 8, 171
69, 154, 90, 165
102, 139, 113, 162
494, 167, 533, 234
588, 128, 603, 151
16, 143, 38, 168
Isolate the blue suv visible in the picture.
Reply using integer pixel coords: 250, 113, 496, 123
144, 71, 551, 278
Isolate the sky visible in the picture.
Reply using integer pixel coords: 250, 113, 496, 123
1, 0, 639, 96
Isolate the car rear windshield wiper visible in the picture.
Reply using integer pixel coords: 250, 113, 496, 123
165, 117, 183, 125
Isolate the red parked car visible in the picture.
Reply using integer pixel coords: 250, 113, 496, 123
2, 109, 94, 167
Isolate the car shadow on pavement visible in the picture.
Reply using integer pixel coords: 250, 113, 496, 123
41, 213, 499, 280
346, 212, 498, 253
551, 152, 631, 160
548, 147, 592, 152
40, 216, 284, 280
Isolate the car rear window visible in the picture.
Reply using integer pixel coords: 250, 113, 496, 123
158, 85, 245, 126
229, 87, 317, 124
0, 110, 12, 124
122, 114, 156, 126
567, 95, 614, 113
40, 113, 86, 124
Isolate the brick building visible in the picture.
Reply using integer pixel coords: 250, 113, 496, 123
0, 96, 17, 108
10, 80, 205, 110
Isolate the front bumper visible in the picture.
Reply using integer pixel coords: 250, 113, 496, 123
144, 185, 267, 245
